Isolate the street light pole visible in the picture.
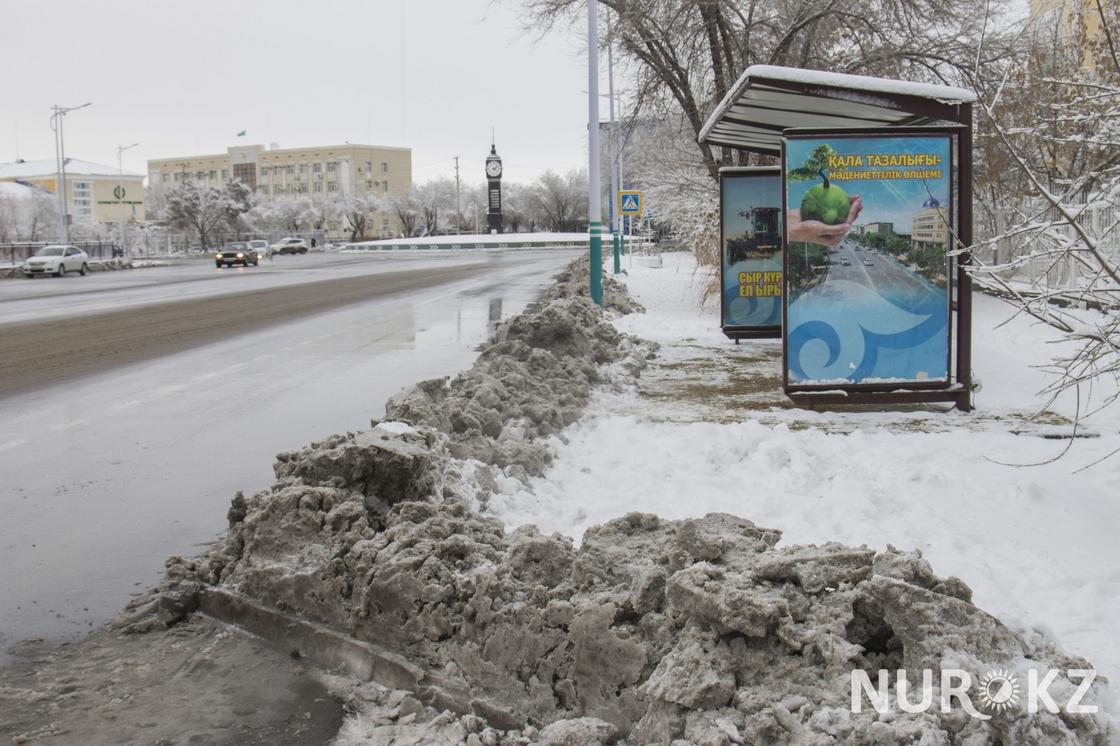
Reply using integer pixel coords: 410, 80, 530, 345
607, 16, 621, 275
587, 0, 603, 306
48, 102, 91, 244
117, 142, 139, 256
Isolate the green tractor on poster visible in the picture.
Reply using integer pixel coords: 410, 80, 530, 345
790, 144, 850, 225
727, 206, 781, 264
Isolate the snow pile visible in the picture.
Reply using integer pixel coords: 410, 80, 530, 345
538, 255, 645, 315
383, 266, 653, 478
118, 257, 1114, 744
0, 258, 141, 277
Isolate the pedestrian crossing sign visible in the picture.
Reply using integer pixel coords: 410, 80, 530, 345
618, 190, 643, 216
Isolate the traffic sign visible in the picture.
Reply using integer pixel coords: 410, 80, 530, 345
618, 190, 643, 216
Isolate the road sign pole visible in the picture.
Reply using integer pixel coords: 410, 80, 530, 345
587, 0, 603, 306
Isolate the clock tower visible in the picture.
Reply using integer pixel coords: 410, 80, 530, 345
485, 143, 503, 234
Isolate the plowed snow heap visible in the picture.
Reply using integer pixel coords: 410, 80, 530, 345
126, 259, 1111, 745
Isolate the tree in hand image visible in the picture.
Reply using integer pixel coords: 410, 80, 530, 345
787, 144, 862, 247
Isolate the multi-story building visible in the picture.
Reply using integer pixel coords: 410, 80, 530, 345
911, 199, 949, 252
857, 222, 894, 237
148, 143, 412, 238
1030, 0, 1118, 72
0, 158, 145, 224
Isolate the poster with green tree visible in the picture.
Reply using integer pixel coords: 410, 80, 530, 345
783, 130, 954, 385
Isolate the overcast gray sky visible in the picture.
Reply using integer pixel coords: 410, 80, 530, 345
2, 0, 592, 186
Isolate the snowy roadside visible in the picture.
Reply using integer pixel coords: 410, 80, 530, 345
0, 257, 171, 278
6, 255, 1112, 745
491, 251, 1120, 723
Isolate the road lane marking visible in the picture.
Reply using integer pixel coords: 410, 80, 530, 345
0, 439, 28, 453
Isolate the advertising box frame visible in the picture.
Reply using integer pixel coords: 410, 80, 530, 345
719, 166, 783, 340
781, 125, 967, 403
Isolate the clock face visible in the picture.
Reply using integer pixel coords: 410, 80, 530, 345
486, 160, 502, 178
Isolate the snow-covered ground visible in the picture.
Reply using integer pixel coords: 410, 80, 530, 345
492, 251, 1120, 719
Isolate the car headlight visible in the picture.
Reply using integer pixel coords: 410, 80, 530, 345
236, 252, 244, 258
216, 253, 223, 259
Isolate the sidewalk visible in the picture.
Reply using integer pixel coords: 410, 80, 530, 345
492, 251, 1120, 720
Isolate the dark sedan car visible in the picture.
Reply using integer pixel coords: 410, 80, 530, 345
214, 242, 260, 268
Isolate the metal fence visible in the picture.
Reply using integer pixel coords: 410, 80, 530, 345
975, 200, 1120, 289
1, 241, 120, 265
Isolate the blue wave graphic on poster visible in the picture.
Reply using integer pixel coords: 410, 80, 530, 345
788, 279, 947, 382
723, 283, 781, 326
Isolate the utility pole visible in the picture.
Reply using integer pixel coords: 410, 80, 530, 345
117, 142, 139, 256
618, 113, 625, 255
49, 102, 91, 244
586, 0, 603, 305
607, 17, 620, 275
453, 156, 461, 235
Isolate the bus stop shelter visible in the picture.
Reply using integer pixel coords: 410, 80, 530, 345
699, 65, 976, 411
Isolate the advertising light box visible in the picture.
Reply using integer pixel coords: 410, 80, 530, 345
719, 167, 782, 339
782, 128, 958, 390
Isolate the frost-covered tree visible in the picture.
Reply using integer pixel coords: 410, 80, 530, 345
526, 169, 588, 231
389, 190, 422, 237
521, 0, 1012, 181
416, 178, 457, 235
500, 182, 530, 233
301, 195, 340, 233
164, 180, 252, 250
26, 190, 59, 242
0, 194, 17, 243
341, 192, 390, 241
967, 2, 1120, 433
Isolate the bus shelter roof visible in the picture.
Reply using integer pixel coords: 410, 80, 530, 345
698, 65, 976, 154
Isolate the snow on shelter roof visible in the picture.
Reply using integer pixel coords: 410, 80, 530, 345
698, 65, 976, 154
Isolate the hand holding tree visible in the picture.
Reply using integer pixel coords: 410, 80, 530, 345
787, 195, 862, 247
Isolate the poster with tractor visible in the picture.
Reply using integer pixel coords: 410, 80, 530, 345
719, 168, 782, 338
782, 129, 955, 387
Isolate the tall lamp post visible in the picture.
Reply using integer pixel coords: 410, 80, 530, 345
117, 142, 139, 256
607, 17, 621, 275
586, 0, 603, 306
49, 102, 92, 244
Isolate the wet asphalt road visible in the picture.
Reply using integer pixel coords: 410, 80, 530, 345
0, 249, 578, 656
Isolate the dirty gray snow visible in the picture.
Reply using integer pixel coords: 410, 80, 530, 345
121, 258, 1112, 745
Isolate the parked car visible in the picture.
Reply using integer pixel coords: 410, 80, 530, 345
214, 242, 259, 268
22, 245, 89, 278
270, 237, 308, 254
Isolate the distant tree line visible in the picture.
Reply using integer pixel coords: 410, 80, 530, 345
141, 167, 592, 249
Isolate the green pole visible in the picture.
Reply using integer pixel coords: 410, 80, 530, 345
612, 230, 621, 274
587, 0, 603, 306
590, 221, 603, 305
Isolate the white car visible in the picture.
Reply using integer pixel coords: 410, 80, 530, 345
270, 237, 308, 254
22, 245, 90, 278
